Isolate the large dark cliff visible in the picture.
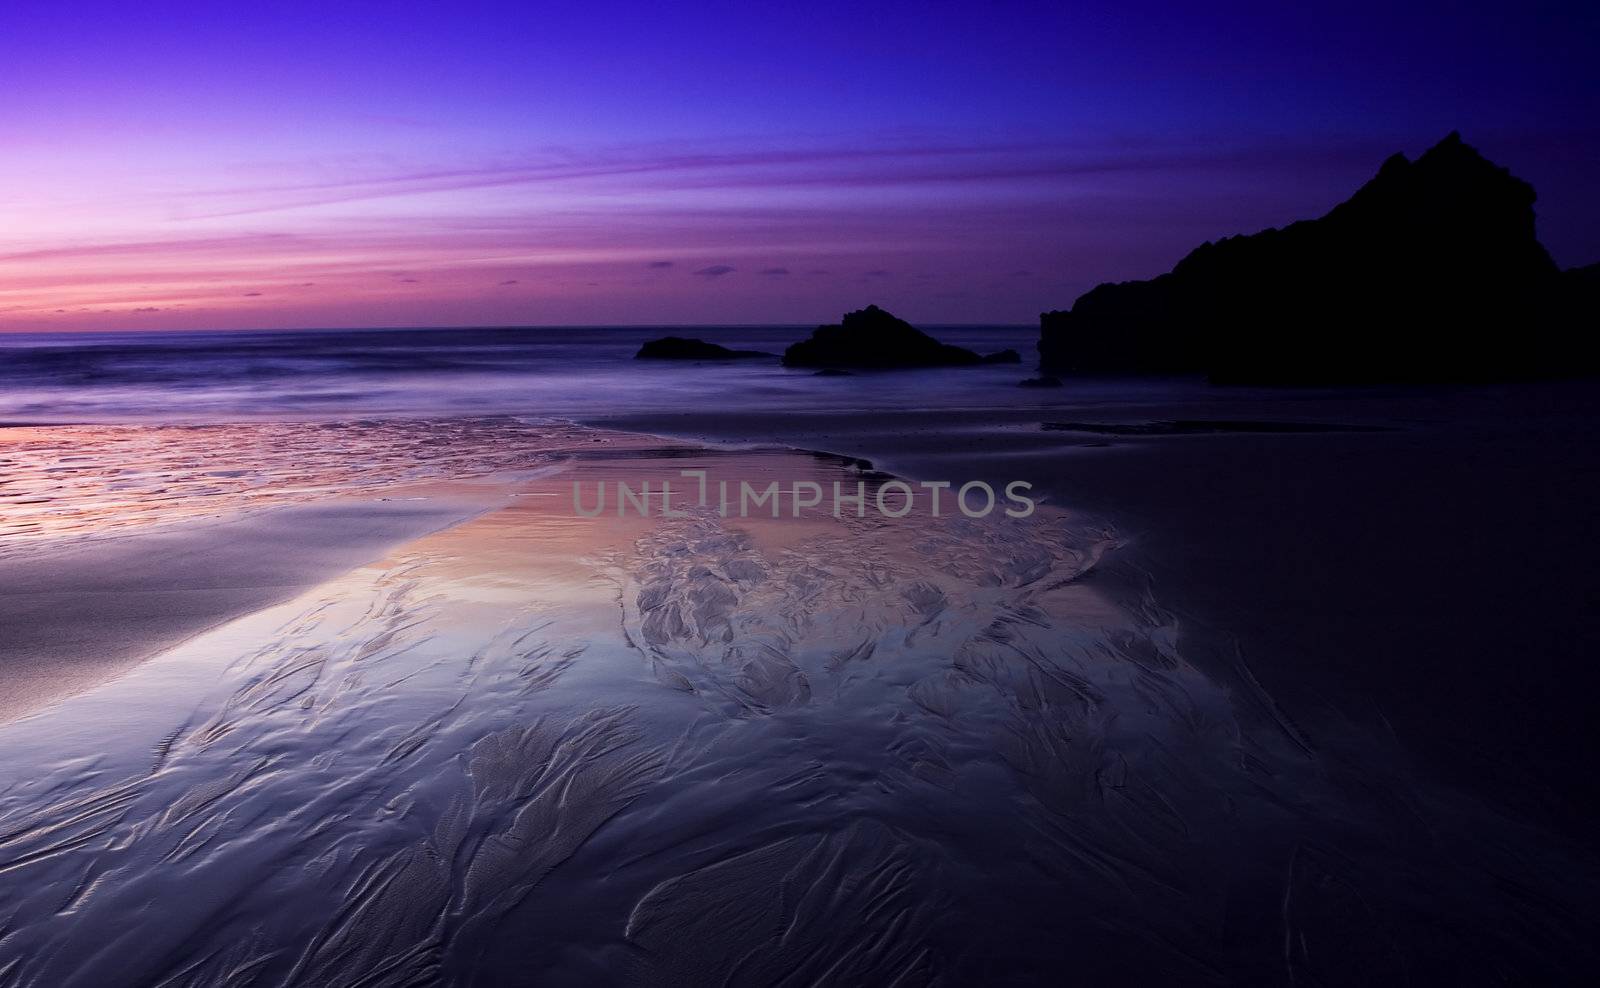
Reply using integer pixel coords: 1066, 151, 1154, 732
1039, 133, 1595, 383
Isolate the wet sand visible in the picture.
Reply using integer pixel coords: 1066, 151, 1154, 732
0, 417, 669, 724
595, 380, 1600, 847
3, 426, 1598, 984
0, 493, 500, 723
0, 418, 614, 547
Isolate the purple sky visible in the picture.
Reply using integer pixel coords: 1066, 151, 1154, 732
2, 1, 1596, 330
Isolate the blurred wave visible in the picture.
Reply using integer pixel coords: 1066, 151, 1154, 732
0, 326, 1040, 423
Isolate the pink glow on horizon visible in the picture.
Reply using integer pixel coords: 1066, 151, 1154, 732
4, 2, 1595, 331
1, 137, 1406, 330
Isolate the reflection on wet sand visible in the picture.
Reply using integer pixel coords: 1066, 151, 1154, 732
0, 417, 623, 551
1, 442, 1596, 985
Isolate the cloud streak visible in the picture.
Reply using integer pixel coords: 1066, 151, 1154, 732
153, 137, 1407, 225
0, 132, 1473, 329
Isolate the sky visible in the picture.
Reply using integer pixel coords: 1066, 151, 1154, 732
1, 1, 1597, 330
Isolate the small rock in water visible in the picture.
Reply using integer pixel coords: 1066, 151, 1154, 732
635, 337, 773, 360
781, 305, 986, 369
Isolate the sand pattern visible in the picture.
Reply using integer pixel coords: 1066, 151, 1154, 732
1, 449, 1595, 985
0, 417, 623, 552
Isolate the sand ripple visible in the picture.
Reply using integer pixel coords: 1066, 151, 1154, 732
0, 417, 622, 552
1, 450, 1596, 984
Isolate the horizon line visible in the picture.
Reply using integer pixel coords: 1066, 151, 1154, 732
0, 319, 1041, 337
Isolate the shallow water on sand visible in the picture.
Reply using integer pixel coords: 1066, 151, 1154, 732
1, 443, 1594, 985
0, 417, 640, 552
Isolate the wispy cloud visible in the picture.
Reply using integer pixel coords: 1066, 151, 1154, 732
157, 137, 1401, 224
0, 133, 1420, 328
168, 140, 1072, 220
0, 233, 304, 264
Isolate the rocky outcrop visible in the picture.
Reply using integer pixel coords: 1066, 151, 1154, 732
782, 305, 984, 369
1039, 133, 1595, 383
635, 337, 772, 360
1561, 261, 1600, 327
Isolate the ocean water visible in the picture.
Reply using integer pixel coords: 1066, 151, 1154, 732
0, 326, 1050, 423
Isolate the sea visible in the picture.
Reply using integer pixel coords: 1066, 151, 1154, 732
0, 325, 1050, 422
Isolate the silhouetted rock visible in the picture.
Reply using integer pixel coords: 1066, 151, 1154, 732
1018, 375, 1062, 388
1562, 261, 1600, 327
1039, 133, 1596, 383
980, 349, 1023, 364
635, 337, 772, 360
1565, 260, 1600, 290
783, 305, 984, 369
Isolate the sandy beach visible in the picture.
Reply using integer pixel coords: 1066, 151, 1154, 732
0, 494, 503, 722
0, 418, 627, 723
597, 380, 1600, 844
3, 412, 1598, 984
